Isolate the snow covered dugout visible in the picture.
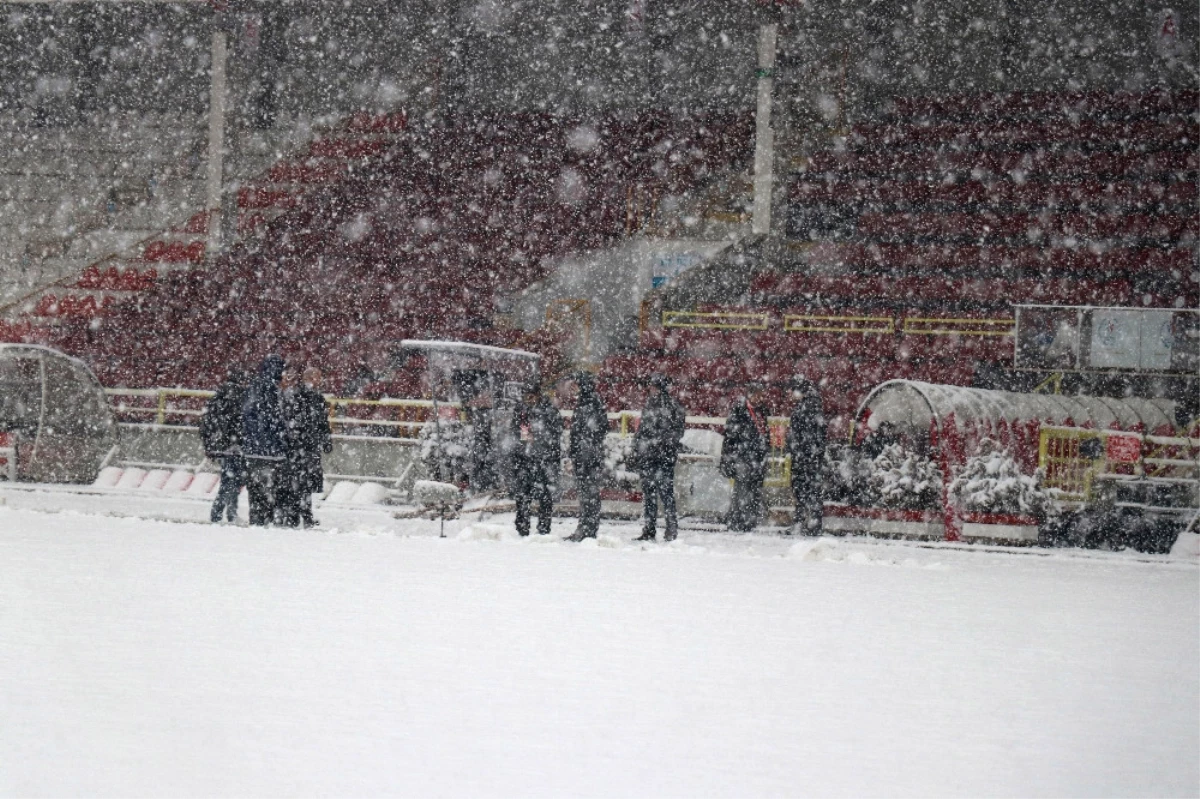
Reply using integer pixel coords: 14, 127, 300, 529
858, 380, 1177, 469
0, 344, 118, 483
855, 380, 1179, 541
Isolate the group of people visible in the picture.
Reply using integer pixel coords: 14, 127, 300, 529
507, 371, 827, 543
200, 354, 332, 527
202, 358, 826, 538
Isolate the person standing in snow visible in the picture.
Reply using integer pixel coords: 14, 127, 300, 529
786, 375, 826, 536
566, 372, 608, 542
721, 384, 769, 532
278, 367, 333, 527
242, 354, 288, 526
201, 367, 249, 524
295, 367, 333, 526
632, 373, 685, 542
508, 383, 562, 537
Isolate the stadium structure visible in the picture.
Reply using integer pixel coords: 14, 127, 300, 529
0, 0, 1195, 441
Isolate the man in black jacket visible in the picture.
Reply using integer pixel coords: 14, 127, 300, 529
566, 372, 608, 542
279, 366, 333, 528
721, 384, 769, 532
632, 373, 685, 542
201, 367, 249, 523
242, 354, 287, 526
509, 384, 562, 537
786, 375, 826, 536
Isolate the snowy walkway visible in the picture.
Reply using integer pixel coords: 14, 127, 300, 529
1, 494, 1197, 797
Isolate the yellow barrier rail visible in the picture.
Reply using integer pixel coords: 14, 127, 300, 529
104, 387, 453, 439
783, 314, 894, 334
662, 310, 770, 330
902, 317, 1015, 336
1035, 426, 1200, 501
1038, 426, 1105, 500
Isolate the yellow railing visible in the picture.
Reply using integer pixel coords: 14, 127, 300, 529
105, 387, 212, 425
1038, 426, 1105, 500
662, 310, 770, 330
1035, 426, 1198, 501
902, 317, 1015, 336
325, 398, 452, 439
783, 314, 894, 334
104, 387, 452, 439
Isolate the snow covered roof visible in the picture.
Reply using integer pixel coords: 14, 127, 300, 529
400, 340, 540, 363
858, 380, 1177, 434
0, 343, 106, 387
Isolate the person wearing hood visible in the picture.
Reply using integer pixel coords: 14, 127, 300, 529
721, 384, 769, 532
279, 366, 333, 528
507, 383, 562, 537
632, 373, 685, 542
565, 372, 608, 542
786, 375, 826, 536
242, 354, 287, 526
201, 367, 250, 524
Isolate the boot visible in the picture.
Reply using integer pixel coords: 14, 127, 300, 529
633, 529, 656, 542
663, 528, 677, 542
565, 529, 596, 542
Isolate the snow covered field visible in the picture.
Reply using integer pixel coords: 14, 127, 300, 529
1, 492, 1197, 797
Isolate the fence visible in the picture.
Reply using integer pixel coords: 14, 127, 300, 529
1039, 425, 1199, 502
104, 387, 450, 438
103, 388, 809, 483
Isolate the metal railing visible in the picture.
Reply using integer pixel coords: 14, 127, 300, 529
784, 314, 894, 334
102, 387, 814, 483
104, 387, 453, 438
1038, 425, 1199, 501
662, 310, 770, 330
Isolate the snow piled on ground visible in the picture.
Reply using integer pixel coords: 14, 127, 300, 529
1, 496, 1197, 797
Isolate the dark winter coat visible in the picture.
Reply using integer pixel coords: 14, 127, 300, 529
509, 397, 562, 489
283, 384, 333, 494
633, 390, 685, 472
200, 377, 246, 456
786, 392, 826, 476
242, 355, 287, 460
720, 399, 768, 480
569, 381, 608, 478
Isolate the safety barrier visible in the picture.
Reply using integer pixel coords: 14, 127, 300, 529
784, 314, 894, 334
1038, 425, 1200, 501
1039, 426, 1106, 500
102, 388, 824, 487
104, 388, 452, 439
659, 310, 1010, 337
901, 317, 1015, 336
662, 310, 770, 330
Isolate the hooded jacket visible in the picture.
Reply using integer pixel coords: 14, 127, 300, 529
569, 375, 608, 477
633, 388, 685, 472
200, 372, 247, 456
786, 385, 826, 474
242, 355, 287, 460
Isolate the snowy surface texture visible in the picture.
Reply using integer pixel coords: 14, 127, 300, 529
0, 496, 1197, 797
868, 443, 943, 509
949, 439, 1052, 516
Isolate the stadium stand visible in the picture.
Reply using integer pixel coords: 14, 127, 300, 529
1, 89, 1193, 439
618, 88, 1197, 433
1, 109, 753, 401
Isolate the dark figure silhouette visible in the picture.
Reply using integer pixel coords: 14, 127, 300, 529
632, 374, 685, 543
508, 385, 562, 537
242, 354, 287, 526
566, 372, 608, 542
786, 376, 826, 536
201, 368, 249, 523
